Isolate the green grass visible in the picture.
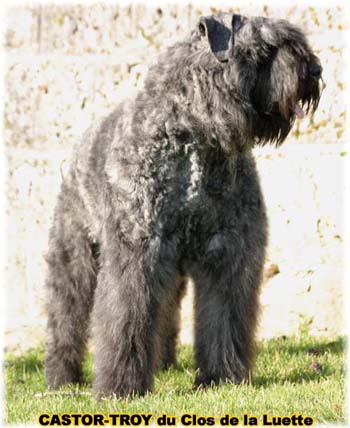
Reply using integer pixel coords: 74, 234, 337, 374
4, 335, 347, 425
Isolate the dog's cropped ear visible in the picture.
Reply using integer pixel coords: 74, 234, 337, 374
198, 14, 234, 63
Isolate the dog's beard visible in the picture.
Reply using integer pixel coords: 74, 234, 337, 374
250, 73, 322, 146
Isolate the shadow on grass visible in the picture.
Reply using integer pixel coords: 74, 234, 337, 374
275, 336, 345, 355
253, 336, 345, 387
82, 346, 195, 386
5, 337, 345, 391
254, 365, 336, 387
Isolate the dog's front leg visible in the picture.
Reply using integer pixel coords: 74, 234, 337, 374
92, 222, 179, 398
191, 228, 266, 388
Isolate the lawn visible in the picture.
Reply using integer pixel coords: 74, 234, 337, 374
4, 335, 346, 425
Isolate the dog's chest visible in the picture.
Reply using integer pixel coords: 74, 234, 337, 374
109, 135, 240, 243
148, 141, 236, 234
179, 145, 204, 206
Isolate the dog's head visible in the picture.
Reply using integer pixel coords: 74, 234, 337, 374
192, 13, 322, 146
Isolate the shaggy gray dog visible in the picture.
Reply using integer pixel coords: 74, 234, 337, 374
45, 12, 322, 397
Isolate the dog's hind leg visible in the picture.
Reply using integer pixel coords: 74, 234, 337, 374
45, 180, 98, 388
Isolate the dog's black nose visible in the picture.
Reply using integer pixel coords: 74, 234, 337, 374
309, 62, 322, 78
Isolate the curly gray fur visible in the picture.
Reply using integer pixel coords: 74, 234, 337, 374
45, 12, 322, 397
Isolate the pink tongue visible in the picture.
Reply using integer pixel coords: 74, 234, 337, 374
294, 103, 305, 119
